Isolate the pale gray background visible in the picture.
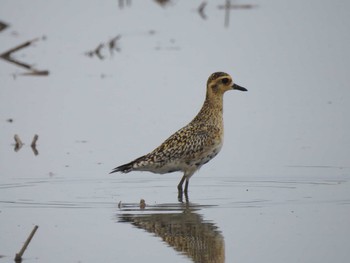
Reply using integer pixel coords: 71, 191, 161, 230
1, 1, 349, 262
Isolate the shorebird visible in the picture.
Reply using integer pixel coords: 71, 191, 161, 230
110, 72, 247, 198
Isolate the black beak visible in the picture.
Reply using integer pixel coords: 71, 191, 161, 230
232, 83, 247, 91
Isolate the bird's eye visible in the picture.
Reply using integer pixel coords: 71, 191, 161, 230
221, 78, 230, 84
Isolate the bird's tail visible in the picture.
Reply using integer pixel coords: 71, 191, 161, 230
109, 155, 146, 174
110, 162, 133, 174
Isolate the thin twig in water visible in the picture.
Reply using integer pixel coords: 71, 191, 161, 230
0, 21, 9, 32
218, 0, 255, 28
14, 134, 24, 152
20, 70, 49, 76
0, 37, 49, 76
31, 134, 39, 156
197, 2, 207, 20
85, 43, 105, 60
31, 134, 39, 148
108, 35, 122, 56
0, 38, 40, 70
14, 225, 39, 262
118, 0, 132, 9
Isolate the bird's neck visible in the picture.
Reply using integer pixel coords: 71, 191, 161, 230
192, 94, 224, 125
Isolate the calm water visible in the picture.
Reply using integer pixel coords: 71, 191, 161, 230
1, 0, 350, 262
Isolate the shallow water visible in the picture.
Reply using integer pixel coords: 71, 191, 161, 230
1, 172, 349, 262
1, 0, 350, 262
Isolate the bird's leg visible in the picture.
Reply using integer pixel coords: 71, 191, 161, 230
177, 174, 187, 202
177, 174, 186, 192
179, 179, 190, 203
178, 191, 183, 202
184, 187, 189, 203
178, 179, 190, 203
184, 179, 189, 194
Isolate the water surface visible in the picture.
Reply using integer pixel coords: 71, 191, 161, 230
1, 0, 350, 262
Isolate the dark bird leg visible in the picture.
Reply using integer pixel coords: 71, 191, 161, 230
184, 187, 189, 203
178, 173, 191, 202
184, 179, 189, 194
177, 174, 186, 192
177, 174, 186, 202
178, 190, 183, 202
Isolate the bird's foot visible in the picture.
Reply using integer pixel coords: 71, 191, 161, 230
177, 188, 189, 203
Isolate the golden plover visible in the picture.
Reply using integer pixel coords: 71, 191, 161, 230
110, 72, 247, 196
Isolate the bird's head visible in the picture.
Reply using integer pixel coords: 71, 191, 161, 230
206, 72, 247, 96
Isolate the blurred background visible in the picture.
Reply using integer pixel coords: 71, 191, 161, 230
1, 1, 349, 263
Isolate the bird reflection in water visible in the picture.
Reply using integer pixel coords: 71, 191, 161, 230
117, 202, 225, 263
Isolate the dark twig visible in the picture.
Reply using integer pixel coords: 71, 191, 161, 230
118, 0, 132, 9
14, 134, 24, 152
85, 43, 105, 60
20, 70, 49, 76
154, 0, 172, 7
218, 0, 255, 28
31, 134, 39, 156
94, 43, 105, 60
30, 134, 39, 148
14, 225, 39, 262
0, 21, 9, 32
0, 38, 39, 70
197, 2, 207, 20
108, 35, 122, 56
0, 37, 49, 75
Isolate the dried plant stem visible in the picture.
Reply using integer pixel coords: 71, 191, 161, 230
14, 225, 39, 262
14, 134, 23, 152
31, 134, 39, 148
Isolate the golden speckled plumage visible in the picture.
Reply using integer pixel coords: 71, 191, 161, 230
111, 72, 247, 196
